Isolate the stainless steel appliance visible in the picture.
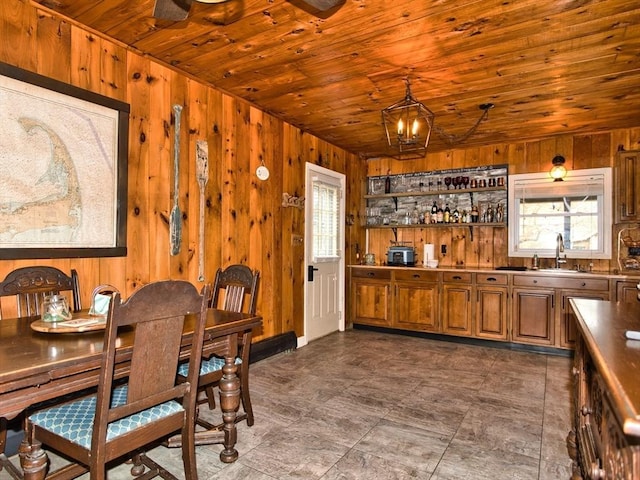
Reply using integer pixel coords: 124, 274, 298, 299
387, 245, 416, 266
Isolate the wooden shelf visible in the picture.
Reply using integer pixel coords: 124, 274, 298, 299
365, 222, 506, 229
364, 185, 506, 199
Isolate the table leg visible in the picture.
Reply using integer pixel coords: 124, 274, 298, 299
18, 438, 47, 480
217, 335, 240, 463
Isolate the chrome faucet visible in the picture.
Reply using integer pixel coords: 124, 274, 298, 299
555, 233, 567, 269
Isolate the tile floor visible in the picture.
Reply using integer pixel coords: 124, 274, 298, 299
3, 329, 575, 479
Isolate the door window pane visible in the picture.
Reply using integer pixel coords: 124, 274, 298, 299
312, 181, 340, 260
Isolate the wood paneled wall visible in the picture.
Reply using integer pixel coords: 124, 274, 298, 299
0, 0, 361, 340
365, 131, 640, 272
2, 1, 639, 340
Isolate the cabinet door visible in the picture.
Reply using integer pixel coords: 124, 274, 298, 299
394, 282, 439, 332
512, 287, 555, 345
352, 279, 390, 326
615, 150, 640, 223
615, 281, 640, 303
560, 290, 609, 348
475, 286, 508, 341
441, 284, 472, 336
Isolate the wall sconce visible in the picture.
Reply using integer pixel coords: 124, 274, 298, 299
550, 155, 567, 181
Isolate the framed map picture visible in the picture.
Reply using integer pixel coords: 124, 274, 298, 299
0, 62, 129, 259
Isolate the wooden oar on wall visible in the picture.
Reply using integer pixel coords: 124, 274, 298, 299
170, 104, 183, 256
196, 140, 209, 281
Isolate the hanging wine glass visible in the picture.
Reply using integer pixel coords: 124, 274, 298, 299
462, 176, 470, 189
444, 177, 452, 190
452, 176, 460, 190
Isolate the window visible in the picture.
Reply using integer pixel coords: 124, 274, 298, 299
508, 167, 612, 259
311, 179, 341, 261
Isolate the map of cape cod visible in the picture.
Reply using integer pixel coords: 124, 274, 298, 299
0, 74, 119, 249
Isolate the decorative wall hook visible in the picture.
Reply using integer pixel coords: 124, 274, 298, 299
282, 193, 305, 210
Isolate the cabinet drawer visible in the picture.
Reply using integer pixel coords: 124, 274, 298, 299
513, 274, 608, 291
442, 272, 472, 283
351, 268, 391, 280
394, 269, 438, 282
477, 273, 508, 285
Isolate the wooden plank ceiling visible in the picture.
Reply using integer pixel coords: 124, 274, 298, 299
30, 0, 640, 157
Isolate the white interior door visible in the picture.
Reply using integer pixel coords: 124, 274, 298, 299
303, 163, 345, 345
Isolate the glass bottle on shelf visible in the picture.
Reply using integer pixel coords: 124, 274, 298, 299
431, 201, 438, 223
471, 205, 479, 223
436, 204, 444, 223
443, 203, 450, 223
411, 203, 420, 225
384, 175, 391, 194
422, 208, 429, 224
486, 203, 495, 223
452, 205, 460, 223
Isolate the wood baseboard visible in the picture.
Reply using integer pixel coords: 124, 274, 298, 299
249, 331, 297, 363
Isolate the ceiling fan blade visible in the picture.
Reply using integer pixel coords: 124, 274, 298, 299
153, 0, 193, 21
298, 0, 344, 11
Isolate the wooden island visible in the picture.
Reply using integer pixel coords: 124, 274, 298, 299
568, 298, 640, 479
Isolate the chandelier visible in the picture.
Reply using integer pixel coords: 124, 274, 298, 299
382, 79, 494, 159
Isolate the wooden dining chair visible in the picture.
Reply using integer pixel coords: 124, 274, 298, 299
25, 280, 211, 480
0, 266, 81, 479
0, 266, 81, 320
172, 265, 259, 445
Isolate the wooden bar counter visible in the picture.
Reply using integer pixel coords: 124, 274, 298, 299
568, 298, 640, 479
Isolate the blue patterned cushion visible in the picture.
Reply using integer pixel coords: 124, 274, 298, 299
29, 385, 184, 449
177, 356, 241, 377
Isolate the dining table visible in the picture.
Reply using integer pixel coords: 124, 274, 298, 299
0, 307, 262, 480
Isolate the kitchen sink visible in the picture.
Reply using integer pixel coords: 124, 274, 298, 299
535, 268, 590, 274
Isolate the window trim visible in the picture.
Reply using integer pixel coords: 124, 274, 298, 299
507, 167, 612, 259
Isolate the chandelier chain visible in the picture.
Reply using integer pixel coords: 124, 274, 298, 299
433, 108, 491, 147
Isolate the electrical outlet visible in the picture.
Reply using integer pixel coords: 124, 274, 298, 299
441, 244, 447, 255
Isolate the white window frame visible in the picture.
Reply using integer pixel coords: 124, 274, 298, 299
508, 167, 612, 259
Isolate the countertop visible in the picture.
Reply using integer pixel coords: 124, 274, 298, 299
569, 298, 640, 437
349, 264, 640, 280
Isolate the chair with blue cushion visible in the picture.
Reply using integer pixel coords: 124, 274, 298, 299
25, 280, 211, 480
170, 265, 259, 447
0, 266, 82, 480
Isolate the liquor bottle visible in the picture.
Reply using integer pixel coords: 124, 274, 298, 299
384, 176, 391, 194
443, 203, 450, 223
431, 201, 438, 223
486, 203, 495, 222
471, 205, 479, 223
411, 203, 420, 225
452, 205, 460, 223
436, 204, 444, 223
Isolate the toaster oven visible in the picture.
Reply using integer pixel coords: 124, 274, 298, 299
387, 246, 416, 266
